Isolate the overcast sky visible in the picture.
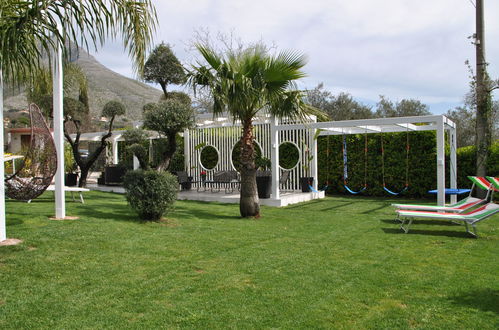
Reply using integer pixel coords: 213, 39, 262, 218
91, 0, 499, 114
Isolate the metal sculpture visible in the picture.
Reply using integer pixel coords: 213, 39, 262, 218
5, 104, 57, 201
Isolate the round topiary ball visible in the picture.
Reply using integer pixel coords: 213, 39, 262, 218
123, 170, 178, 221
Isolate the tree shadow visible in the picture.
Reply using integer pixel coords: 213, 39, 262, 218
381, 227, 472, 238
319, 201, 360, 211
173, 205, 242, 221
360, 204, 391, 214
448, 289, 499, 314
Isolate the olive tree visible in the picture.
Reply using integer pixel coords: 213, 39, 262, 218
143, 99, 194, 171
64, 100, 126, 187
142, 43, 186, 98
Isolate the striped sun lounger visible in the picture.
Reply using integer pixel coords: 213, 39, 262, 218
397, 203, 499, 237
392, 176, 492, 216
486, 176, 499, 191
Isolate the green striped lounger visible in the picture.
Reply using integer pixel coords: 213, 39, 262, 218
392, 176, 493, 215
397, 203, 499, 237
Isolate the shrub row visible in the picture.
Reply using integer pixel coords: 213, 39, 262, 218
316, 133, 498, 198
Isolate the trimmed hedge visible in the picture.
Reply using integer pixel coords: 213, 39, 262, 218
317, 133, 498, 198
123, 170, 178, 221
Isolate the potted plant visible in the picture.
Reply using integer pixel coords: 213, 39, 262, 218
64, 144, 78, 186
300, 144, 314, 192
255, 157, 272, 199
105, 163, 127, 185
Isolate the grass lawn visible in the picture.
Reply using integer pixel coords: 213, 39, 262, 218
1, 191, 498, 329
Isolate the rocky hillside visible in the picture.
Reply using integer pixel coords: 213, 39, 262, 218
3, 47, 163, 121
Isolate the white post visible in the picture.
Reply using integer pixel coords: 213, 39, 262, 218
449, 127, 457, 204
132, 122, 139, 170
184, 129, 190, 174
53, 36, 65, 219
311, 128, 318, 191
112, 138, 119, 164
436, 117, 446, 206
0, 69, 6, 241
270, 116, 280, 199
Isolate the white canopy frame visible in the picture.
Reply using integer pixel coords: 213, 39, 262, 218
276, 115, 457, 206
186, 114, 456, 206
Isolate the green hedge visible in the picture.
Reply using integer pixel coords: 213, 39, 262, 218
317, 133, 499, 198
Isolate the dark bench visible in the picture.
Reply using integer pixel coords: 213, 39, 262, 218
196, 171, 240, 193
174, 171, 193, 190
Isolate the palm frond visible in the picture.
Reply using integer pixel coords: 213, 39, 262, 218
0, 0, 157, 85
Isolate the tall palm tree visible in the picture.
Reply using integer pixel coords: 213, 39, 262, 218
189, 44, 311, 218
0, 0, 157, 85
0, 0, 157, 240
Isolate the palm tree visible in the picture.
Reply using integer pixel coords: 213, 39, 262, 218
189, 44, 311, 218
0, 0, 157, 240
0, 0, 157, 84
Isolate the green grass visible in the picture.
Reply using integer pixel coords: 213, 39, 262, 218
1, 192, 498, 329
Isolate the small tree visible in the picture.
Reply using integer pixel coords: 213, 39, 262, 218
143, 99, 194, 171
142, 43, 186, 98
64, 100, 126, 186
122, 128, 150, 170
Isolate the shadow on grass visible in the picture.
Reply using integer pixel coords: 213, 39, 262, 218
173, 204, 242, 221
381, 228, 471, 238
360, 203, 391, 214
380, 219, 460, 226
75, 203, 137, 223
448, 288, 499, 314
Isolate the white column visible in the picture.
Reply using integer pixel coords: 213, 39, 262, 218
0, 69, 6, 241
184, 129, 190, 173
53, 37, 65, 219
436, 117, 446, 206
449, 127, 457, 204
132, 122, 139, 170
311, 128, 318, 191
270, 116, 280, 199
112, 138, 119, 164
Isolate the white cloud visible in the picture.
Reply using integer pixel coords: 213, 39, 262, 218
91, 0, 499, 114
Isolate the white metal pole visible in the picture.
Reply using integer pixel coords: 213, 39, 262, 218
449, 127, 458, 204
112, 138, 119, 164
0, 69, 6, 241
436, 117, 446, 206
311, 127, 318, 191
132, 122, 139, 170
53, 34, 65, 219
184, 129, 190, 174
270, 116, 280, 199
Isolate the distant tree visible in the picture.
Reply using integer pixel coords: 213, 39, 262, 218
64, 100, 126, 187
192, 88, 214, 114
306, 83, 373, 121
158, 91, 192, 105
446, 84, 498, 148
445, 106, 476, 147
143, 99, 194, 171
375, 95, 431, 118
143, 43, 186, 98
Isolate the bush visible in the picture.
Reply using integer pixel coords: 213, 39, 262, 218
123, 170, 178, 221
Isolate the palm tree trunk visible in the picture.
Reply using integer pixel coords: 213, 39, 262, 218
239, 119, 260, 218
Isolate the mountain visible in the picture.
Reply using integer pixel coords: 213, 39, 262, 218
3, 47, 163, 121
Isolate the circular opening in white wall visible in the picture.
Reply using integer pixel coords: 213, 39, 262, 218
230, 140, 263, 171
199, 145, 219, 170
278, 141, 300, 170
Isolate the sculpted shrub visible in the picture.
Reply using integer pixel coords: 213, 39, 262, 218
123, 170, 178, 221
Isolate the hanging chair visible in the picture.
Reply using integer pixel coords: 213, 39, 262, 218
5, 103, 57, 201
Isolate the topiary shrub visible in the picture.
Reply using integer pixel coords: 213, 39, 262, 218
123, 170, 178, 221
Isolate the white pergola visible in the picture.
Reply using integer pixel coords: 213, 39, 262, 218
186, 113, 457, 206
